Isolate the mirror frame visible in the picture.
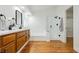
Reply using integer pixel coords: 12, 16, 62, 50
15, 10, 22, 29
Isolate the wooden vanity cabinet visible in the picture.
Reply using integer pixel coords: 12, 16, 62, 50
1, 34, 16, 53
2, 41, 16, 53
17, 31, 26, 38
0, 37, 2, 52
0, 30, 30, 53
2, 34, 16, 46
0, 37, 1, 47
16, 30, 30, 51
17, 35, 26, 51
16, 31, 26, 51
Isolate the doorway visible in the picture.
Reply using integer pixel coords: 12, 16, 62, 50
66, 6, 73, 48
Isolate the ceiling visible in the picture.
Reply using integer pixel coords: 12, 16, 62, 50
26, 5, 57, 14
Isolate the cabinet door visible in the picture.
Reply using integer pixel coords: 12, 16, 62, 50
2, 34, 16, 46
17, 31, 26, 39
0, 37, 2, 47
0, 37, 2, 53
0, 48, 1, 53
17, 36, 26, 51
2, 42, 16, 53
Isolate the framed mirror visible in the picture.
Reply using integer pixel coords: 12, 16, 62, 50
15, 10, 22, 29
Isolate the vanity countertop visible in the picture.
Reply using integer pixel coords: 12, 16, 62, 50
0, 29, 29, 36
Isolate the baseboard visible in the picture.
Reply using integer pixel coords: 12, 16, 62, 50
30, 36, 50, 42
30, 39, 50, 42
17, 40, 29, 53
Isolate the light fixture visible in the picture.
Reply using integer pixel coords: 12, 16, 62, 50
13, 6, 22, 12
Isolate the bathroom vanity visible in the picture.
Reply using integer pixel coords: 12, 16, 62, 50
0, 29, 30, 53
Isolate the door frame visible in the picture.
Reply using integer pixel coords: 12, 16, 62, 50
66, 6, 73, 48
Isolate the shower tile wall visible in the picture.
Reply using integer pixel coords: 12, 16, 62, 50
47, 16, 64, 40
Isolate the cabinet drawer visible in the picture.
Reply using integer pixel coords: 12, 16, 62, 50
17, 36, 26, 51
0, 48, 1, 53
2, 34, 16, 46
17, 31, 26, 38
2, 41, 16, 53
0, 37, 2, 47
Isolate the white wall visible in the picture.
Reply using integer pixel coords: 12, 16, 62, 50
73, 5, 79, 52
22, 6, 32, 28
29, 7, 56, 39
22, 14, 29, 28
56, 5, 72, 42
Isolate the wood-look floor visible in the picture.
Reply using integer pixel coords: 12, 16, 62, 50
21, 38, 76, 53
